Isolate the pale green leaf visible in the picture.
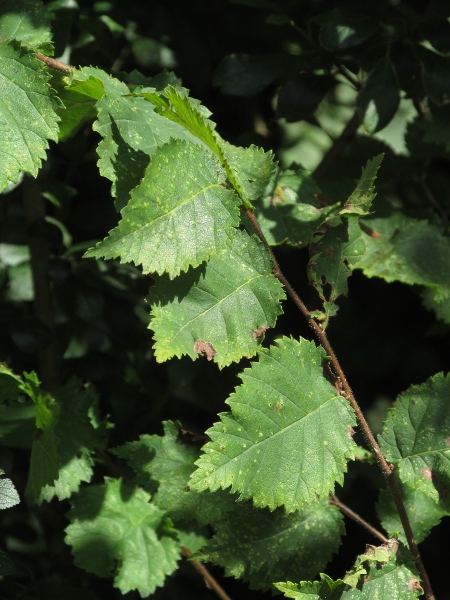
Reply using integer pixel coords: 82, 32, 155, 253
275, 574, 348, 598
0, 40, 61, 190
356, 212, 450, 302
0, 470, 20, 509
308, 217, 366, 323
340, 154, 384, 217
85, 140, 241, 278
112, 421, 236, 525
198, 500, 344, 591
378, 372, 450, 503
377, 479, 450, 545
150, 230, 285, 368
251, 168, 337, 247
65, 478, 180, 597
0, 0, 53, 53
190, 337, 356, 511
93, 94, 200, 210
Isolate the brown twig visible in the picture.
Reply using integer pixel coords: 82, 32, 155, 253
182, 547, 233, 600
35, 52, 72, 74
245, 207, 434, 600
313, 110, 361, 181
23, 177, 61, 392
330, 495, 389, 543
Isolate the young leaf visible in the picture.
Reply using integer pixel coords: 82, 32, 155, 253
85, 139, 241, 278
252, 168, 338, 247
198, 500, 344, 591
355, 212, 450, 302
340, 154, 384, 217
308, 217, 366, 323
378, 372, 450, 503
93, 94, 200, 210
149, 230, 285, 368
0, 0, 53, 54
0, 40, 61, 191
0, 469, 20, 509
65, 478, 180, 596
357, 59, 400, 133
112, 421, 236, 525
190, 337, 356, 511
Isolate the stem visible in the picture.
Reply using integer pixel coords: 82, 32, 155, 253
35, 52, 72, 73
23, 177, 61, 392
330, 495, 389, 544
313, 111, 360, 181
181, 547, 233, 600
245, 208, 435, 600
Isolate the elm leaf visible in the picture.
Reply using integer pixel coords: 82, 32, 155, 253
149, 230, 285, 368
65, 478, 180, 597
190, 337, 356, 511
85, 139, 241, 279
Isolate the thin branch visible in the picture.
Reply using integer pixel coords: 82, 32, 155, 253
330, 495, 389, 544
245, 208, 434, 600
313, 110, 360, 181
181, 547, 233, 600
23, 177, 61, 392
35, 52, 72, 73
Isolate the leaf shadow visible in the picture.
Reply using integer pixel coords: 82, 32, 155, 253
148, 263, 208, 307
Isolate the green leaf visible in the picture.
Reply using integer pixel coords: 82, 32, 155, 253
221, 142, 276, 202
93, 94, 200, 210
0, 40, 62, 190
214, 53, 289, 96
251, 168, 337, 247
377, 479, 450, 545
198, 500, 344, 591
417, 46, 450, 106
275, 574, 348, 598
378, 372, 450, 503
0, 0, 53, 54
340, 154, 384, 217
0, 548, 18, 576
318, 9, 378, 51
357, 60, 400, 133
277, 74, 336, 122
355, 212, 450, 302
0, 469, 20, 509
149, 230, 285, 368
85, 139, 241, 278
308, 217, 366, 323
112, 421, 236, 525
65, 478, 181, 596
190, 337, 356, 511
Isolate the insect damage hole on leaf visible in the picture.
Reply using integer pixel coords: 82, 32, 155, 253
194, 340, 217, 361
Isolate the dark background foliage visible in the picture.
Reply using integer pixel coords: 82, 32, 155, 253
1, 0, 450, 598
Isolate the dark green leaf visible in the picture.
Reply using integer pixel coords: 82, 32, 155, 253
417, 46, 450, 106
214, 53, 288, 96
319, 9, 378, 51
277, 74, 336, 122
357, 59, 400, 133
190, 337, 356, 511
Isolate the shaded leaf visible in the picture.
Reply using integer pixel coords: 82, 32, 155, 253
357, 60, 400, 133
277, 74, 336, 122
190, 337, 356, 511
198, 500, 344, 591
417, 46, 450, 106
112, 421, 236, 526
318, 9, 378, 51
308, 217, 366, 323
0, 40, 61, 191
0, 0, 53, 53
65, 478, 180, 596
150, 230, 285, 368
378, 372, 450, 503
214, 53, 288, 96
85, 139, 241, 278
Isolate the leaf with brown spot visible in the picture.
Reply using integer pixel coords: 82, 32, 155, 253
194, 341, 217, 361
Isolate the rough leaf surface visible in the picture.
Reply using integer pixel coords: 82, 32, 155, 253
198, 500, 344, 591
378, 372, 450, 502
150, 230, 285, 368
85, 139, 241, 278
190, 337, 356, 511
0, 470, 20, 509
340, 154, 384, 217
65, 478, 180, 597
0, 40, 61, 190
